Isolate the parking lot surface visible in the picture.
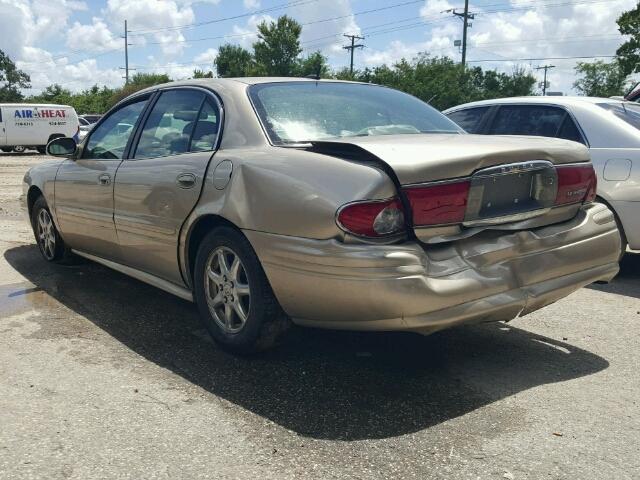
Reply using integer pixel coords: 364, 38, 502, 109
1, 152, 639, 479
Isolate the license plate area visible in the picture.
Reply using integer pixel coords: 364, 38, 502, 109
464, 161, 557, 226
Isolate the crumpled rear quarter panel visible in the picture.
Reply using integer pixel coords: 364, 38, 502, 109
244, 202, 620, 333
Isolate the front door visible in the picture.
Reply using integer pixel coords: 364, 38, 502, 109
54, 97, 148, 260
114, 88, 221, 284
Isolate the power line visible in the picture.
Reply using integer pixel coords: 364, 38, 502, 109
467, 55, 617, 63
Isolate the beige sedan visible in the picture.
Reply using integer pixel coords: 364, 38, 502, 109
24, 78, 621, 353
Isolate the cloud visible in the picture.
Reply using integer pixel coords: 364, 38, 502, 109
194, 48, 219, 65
363, 0, 636, 94
66, 18, 121, 53
105, 0, 198, 57
230, 14, 275, 49
17, 47, 122, 92
291, 0, 360, 58
243, 0, 260, 9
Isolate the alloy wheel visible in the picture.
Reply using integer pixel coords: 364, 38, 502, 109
37, 209, 56, 260
204, 246, 251, 333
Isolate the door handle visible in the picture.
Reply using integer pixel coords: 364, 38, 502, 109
98, 173, 111, 186
176, 173, 196, 189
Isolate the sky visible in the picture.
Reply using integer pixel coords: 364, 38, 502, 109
0, 0, 637, 96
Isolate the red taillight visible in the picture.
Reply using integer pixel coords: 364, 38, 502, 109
555, 164, 597, 205
404, 180, 471, 226
337, 198, 405, 237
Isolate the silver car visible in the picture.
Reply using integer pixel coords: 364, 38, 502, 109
24, 79, 621, 353
444, 96, 640, 254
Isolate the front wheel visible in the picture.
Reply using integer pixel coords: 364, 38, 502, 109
31, 196, 70, 263
193, 226, 290, 354
37, 146, 46, 154
13, 145, 26, 153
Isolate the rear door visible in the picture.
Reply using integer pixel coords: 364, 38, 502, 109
113, 87, 222, 284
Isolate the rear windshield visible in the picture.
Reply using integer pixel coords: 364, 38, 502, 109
598, 102, 640, 130
248, 82, 462, 144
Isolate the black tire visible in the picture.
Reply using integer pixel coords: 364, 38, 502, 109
0, 147, 11, 153
31, 196, 71, 263
37, 146, 46, 154
13, 145, 26, 153
193, 226, 290, 354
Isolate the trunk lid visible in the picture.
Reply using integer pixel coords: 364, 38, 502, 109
308, 133, 594, 242
310, 133, 589, 185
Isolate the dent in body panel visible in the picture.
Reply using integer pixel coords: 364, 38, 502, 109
245, 203, 620, 329
178, 147, 398, 284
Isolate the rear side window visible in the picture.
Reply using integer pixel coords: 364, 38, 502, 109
557, 116, 585, 144
446, 107, 489, 133
598, 102, 640, 130
489, 105, 566, 137
134, 90, 220, 159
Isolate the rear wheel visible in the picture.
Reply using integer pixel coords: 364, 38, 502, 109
0, 147, 11, 153
193, 226, 290, 354
31, 196, 70, 263
13, 145, 26, 153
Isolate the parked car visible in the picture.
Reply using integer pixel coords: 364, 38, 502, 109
24, 79, 621, 353
80, 114, 103, 124
444, 96, 639, 255
0, 103, 80, 153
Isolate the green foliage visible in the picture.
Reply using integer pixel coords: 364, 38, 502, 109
0, 49, 31, 102
253, 15, 302, 76
573, 60, 627, 97
215, 44, 254, 77
108, 73, 171, 106
333, 55, 536, 111
617, 3, 640, 76
28, 84, 115, 114
193, 69, 214, 78
296, 51, 331, 78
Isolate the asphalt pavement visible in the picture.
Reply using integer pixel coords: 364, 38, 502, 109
0, 152, 638, 479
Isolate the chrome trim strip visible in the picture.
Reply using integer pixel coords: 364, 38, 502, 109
72, 249, 194, 302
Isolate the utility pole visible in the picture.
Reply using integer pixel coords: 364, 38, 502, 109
451, 0, 474, 67
535, 65, 555, 95
120, 20, 132, 84
343, 34, 365, 75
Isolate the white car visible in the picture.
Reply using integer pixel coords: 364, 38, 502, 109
0, 103, 80, 154
444, 97, 640, 254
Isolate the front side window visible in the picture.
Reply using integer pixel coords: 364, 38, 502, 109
446, 107, 489, 133
489, 105, 567, 138
83, 99, 147, 159
248, 82, 461, 144
134, 89, 219, 159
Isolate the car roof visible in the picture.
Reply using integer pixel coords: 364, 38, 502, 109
444, 96, 630, 112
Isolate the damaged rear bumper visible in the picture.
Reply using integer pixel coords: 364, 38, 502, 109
244, 202, 620, 334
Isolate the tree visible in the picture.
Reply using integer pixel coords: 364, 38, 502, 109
296, 51, 330, 78
573, 60, 627, 97
193, 69, 214, 78
331, 55, 536, 111
0, 49, 31, 102
253, 15, 302, 76
109, 72, 170, 106
617, 3, 640, 76
214, 44, 254, 77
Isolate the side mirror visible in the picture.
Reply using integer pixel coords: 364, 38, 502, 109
46, 137, 77, 157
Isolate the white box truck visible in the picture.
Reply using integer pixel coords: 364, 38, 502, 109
0, 104, 80, 154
